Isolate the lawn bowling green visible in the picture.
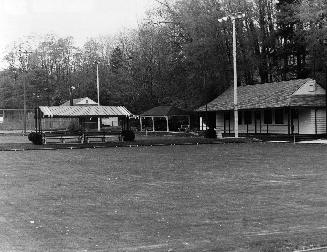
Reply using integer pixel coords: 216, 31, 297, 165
1, 143, 327, 251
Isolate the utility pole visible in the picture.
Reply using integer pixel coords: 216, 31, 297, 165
218, 13, 245, 138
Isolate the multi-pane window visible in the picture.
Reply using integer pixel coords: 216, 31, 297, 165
244, 111, 252, 124
0, 111, 3, 124
238, 111, 243, 125
291, 109, 299, 119
264, 110, 272, 124
275, 109, 284, 124
224, 112, 230, 121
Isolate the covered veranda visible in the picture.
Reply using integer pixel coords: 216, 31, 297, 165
139, 105, 191, 132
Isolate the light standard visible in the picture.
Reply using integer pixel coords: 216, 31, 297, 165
69, 86, 76, 106
95, 61, 100, 131
18, 49, 33, 135
218, 13, 245, 138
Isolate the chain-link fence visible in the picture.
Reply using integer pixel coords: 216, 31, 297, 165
0, 109, 75, 132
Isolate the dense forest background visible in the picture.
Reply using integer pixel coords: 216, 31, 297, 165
0, 0, 326, 113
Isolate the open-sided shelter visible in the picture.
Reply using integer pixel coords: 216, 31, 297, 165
197, 78, 326, 136
35, 105, 132, 133
139, 105, 191, 132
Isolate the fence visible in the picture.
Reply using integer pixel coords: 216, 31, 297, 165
0, 109, 75, 132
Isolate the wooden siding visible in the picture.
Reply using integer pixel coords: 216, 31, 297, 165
298, 109, 314, 134
316, 109, 326, 134
214, 109, 324, 135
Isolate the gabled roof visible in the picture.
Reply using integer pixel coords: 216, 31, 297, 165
60, 97, 97, 106
39, 106, 132, 118
197, 78, 325, 111
140, 105, 190, 116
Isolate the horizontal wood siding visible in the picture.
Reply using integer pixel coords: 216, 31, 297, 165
316, 109, 326, 134
215, 109, 309, 134
298, 109, 314, 134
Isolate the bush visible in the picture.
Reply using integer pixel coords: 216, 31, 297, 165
121, 130, 135, 141
204, 128, 217, 139
28, 132, 43, 145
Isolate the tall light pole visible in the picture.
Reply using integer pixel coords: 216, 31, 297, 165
218, 13, 245, 138
18, 49, 33, 135
96, 61, 101, 131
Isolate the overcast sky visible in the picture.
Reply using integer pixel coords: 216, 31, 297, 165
0, 0, 156, 69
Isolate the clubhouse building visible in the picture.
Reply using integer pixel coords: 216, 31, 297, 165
197, 78, 326, 136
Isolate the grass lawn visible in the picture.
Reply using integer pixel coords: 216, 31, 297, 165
1, 143, 327, 251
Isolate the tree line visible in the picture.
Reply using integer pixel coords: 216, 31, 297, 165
0, 0, 326, 113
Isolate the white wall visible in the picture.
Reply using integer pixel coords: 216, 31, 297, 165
214, 109, 325, 135
316, 109, 326, 134
298, 109, 314, 134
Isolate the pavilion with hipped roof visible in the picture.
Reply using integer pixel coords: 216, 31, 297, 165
139, 105, 191, 132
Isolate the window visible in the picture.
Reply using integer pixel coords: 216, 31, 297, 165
244, 111, 252, 124
264, 110, 272, 124
255, 111, 261, 120
224, 112, 230, 121
238, 111, 243, 125
275, 109, 284, 124
291, 109, 299, 119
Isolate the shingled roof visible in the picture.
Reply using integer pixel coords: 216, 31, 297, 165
140, 106, 190, 116
197, 78, 326, 111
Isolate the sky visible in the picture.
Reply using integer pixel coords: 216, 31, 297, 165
0, 0, 156, 69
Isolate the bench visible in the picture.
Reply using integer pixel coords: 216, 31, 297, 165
43, 131, 83, 144
83, 129, 122, 143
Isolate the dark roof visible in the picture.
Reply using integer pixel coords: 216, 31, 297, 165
39, 106, 132, 118
140, 106, 190, 116
197, 79, 325, 111
290, 95, 326, 107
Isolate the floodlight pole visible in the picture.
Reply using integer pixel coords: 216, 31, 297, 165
218, 13, 244, 138
23, 75, 27, 135
19, 50, 33, 135
232, 17, 238, 138
96, 62, 101, 131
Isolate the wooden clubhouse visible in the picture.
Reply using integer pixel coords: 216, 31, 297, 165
197, 78, 326, 137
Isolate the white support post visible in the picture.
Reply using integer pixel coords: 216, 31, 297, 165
139, 116, 143, 131
152, 117, 155, 131
166, 116, 169, 132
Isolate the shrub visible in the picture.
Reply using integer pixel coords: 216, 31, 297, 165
204, 128, 217, 139
121, 130, 135, 141
28, 132, 43, 145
